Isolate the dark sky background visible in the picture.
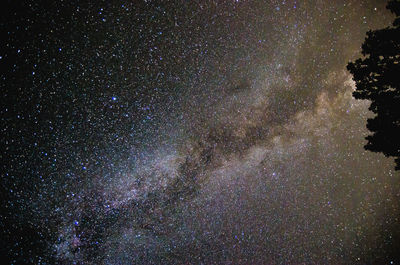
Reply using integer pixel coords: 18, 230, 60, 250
1, 0, 400, 264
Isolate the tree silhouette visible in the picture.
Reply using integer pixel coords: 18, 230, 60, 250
347, 0, 400, 170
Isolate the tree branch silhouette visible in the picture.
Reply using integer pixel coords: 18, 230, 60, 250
347, 0, 400, 170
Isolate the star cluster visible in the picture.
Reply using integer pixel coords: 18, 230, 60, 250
1, 0, 399, 264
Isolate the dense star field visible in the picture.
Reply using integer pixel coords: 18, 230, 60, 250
1, 0, 400, 264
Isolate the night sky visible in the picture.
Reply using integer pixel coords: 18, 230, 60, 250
1, 0, 400, 264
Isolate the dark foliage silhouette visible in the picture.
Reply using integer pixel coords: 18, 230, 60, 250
347, 0, 400, 170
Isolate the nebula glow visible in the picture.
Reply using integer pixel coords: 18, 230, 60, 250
2, 0, 399, 264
